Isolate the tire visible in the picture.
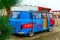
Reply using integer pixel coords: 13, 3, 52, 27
28, 31, 34, 37
47, 27, 53, 32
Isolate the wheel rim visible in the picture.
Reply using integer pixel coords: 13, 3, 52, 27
49, 29, 52, 31
29, 31, 34, 37
49, 27, 52, 31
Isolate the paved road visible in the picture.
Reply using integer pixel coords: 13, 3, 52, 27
9, 27, 60, 40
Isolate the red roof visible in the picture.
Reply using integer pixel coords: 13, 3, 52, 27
38, 6, 51, 12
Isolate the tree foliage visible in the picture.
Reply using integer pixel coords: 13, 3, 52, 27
0, 16, 13, 40
0, 1, 3, 9
0, 0, 22, 40
0, 0, 18, 9
0, 0, 22, 16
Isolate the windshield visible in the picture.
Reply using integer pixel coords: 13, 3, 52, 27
10, 11, 20, 19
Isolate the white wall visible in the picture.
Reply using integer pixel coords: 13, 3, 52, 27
11, 5, 38, 11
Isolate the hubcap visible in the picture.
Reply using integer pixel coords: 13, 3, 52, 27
29, 31, 34, 36
49, 27, 52, 31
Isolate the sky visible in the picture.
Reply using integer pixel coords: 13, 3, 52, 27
20, 0, 60, 10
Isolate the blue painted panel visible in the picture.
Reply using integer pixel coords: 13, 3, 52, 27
20, 11, 30, 19
9, 11, 32, 34
47, 18, 50, 28
33, 19, 43, 32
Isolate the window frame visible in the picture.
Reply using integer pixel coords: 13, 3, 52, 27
10, 11, 20, 19
32, 12, 42, 19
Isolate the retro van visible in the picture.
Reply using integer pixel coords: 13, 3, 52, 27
9, 6, 55, 37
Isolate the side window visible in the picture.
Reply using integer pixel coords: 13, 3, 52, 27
10, 11, 20, 19
36, 13, 41, 19
33, 13, 37, 19
32, 12, 41, 19
42, 13, 47, 19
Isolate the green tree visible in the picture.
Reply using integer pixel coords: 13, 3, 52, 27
0, 0, 22, 16
0, 16, 13, 40
0, 0, 22, 40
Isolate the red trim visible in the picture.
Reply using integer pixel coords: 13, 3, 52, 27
38, 6, 51, 12
38, 7, 42, 12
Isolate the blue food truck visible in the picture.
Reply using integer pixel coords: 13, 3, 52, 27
9, 6, 54, 37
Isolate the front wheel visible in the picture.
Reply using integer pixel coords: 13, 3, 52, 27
47, 27, 53, 32
28, 31, 34, 37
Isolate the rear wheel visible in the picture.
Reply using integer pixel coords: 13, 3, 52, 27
28, 31, 34, 37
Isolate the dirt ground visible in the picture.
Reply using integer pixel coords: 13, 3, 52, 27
9, 27, 60, 40
55, 19, 60, 27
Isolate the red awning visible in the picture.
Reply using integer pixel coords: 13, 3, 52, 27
38, 6, 51, 12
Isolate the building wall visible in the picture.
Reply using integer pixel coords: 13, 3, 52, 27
52, 11, 60, 19
52, 11, 60, 27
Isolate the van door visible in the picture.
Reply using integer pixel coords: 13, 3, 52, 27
47, 13, 50, 28
32, 12, 43, 32
42, 13, 48, 29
